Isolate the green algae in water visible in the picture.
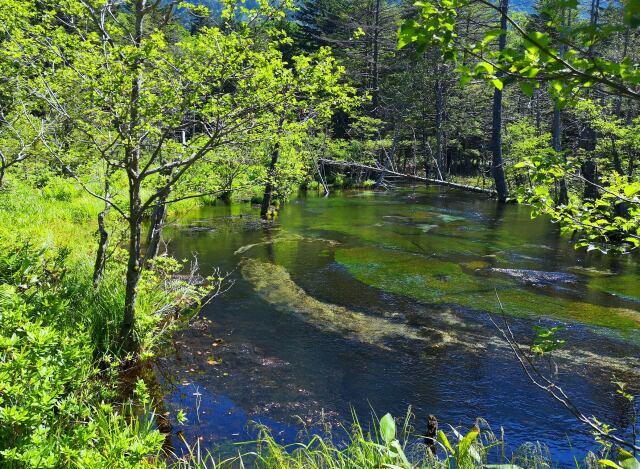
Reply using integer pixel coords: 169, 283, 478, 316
234, 234, 304, 255
240, 258, 453, 348
292, 199, 549, 264
567, 266, 615, 277
335, 246, 513, 304
417, 224, 438, 233
234, 235, 340, 255
335, 246, 640, 332
306, 213, 485, 257
589, 274, 640, 303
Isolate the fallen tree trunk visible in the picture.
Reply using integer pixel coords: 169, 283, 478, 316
318, 158, 496, 196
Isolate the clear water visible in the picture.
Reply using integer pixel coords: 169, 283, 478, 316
159, 186, 640, 466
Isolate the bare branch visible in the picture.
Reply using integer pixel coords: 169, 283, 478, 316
489, 295, 640, 452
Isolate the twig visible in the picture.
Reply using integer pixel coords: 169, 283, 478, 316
489, 292, 640, 452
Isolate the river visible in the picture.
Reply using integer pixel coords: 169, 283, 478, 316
158, 186, 640, 466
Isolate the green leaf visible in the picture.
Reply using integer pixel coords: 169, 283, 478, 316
460, 74, 472, 86
623, 182, 640, 197
551, 81, 563, 93
492, 79, 504, 91
618, 449, 640, 469
486, 465, 525, 469
481, 28, 505, 46
398, 21, 418, 49
457, 429, 479, 459
526, 31, 550, 50
390, 440, 411, 467
519, 81, 534, 97
598, 461, 623, 469
624, 0, 640, 27
624, 237, 640, 247
437, 430, 455, 454
379, 413, 396, 444
475, 62, 494, 76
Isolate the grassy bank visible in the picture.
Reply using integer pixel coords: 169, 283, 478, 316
0, 177, 202, 467
169, 411, 626, 469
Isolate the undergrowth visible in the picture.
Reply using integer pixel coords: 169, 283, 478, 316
0, 177, 200, 467
166, 410, 621, 468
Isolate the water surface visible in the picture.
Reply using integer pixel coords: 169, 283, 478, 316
159, 187, 640, 466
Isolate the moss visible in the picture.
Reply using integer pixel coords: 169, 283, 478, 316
437, 213, 467, 223
567, 266, 615, 277
461, 260, 492, 270
417, 224, 438, 232
305, 211, 483, 257
234, 235, 305, 255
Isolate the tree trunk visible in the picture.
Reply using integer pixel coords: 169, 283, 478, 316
615, 27, 630, 118
610, 136, 624, 175
534, 88, 542, 135
553, 107, 569, 205
554, 9, 569, 206
122, 206, 142, 353
145, 158, 172, 263
581, 159, 599, 201
121, 0, 146, 355
93, 178, 111, 287
0, 150, 6, 187
261, 142, 281, 219
490, 0, 509, 203
144, 191, 169, 263
371, 0, 381, 117
421, 110, 430, 179
580, 123, 598, 202
434, 59, 446, 180
93, 209, 109, 287
319, 158, 496, 194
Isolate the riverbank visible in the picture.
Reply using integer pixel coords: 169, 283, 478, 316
0, 177, 205, 467
1, 179, 638, 467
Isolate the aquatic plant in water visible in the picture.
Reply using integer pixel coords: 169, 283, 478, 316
334, 246, 640, 333
239, 257, 640, 375
240, 258, 450, 349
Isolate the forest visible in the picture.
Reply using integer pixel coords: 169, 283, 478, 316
0, 0, 639, 467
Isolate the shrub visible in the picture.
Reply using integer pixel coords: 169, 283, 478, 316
0, 243, 166, 468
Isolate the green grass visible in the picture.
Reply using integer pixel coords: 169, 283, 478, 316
0, 177, 201, 467
0, 176, 102, 261
166, 410, 612, 469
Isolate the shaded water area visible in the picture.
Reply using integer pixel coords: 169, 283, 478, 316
158, 187, 640, 466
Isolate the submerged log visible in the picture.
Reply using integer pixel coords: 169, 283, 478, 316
317, 158, 496, 196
